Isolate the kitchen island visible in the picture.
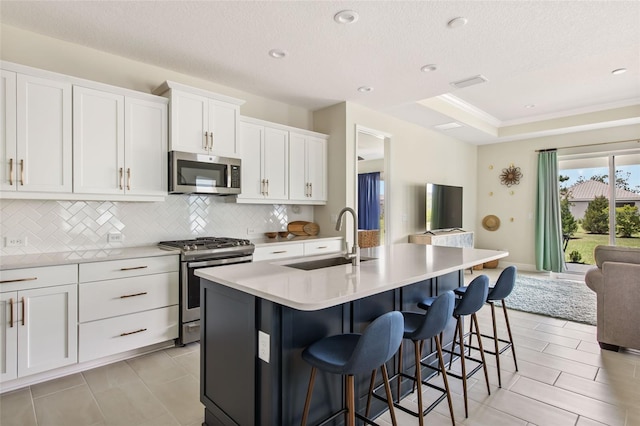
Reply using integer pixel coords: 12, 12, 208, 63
195, 243, 507, 426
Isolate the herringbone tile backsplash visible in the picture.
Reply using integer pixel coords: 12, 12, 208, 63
0, 196, 313, 255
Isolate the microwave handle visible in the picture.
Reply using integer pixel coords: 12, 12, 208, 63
227, 163, 231, 188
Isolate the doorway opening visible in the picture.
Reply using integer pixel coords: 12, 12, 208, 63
356, 126, 390, 247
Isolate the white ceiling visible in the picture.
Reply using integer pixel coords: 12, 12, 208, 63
1, 1, 639, 144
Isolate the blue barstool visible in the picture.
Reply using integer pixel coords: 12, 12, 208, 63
418, 275, 491, 418
300, 311, 404, 426
455, 266, 519, 388
394, 291, 456, 426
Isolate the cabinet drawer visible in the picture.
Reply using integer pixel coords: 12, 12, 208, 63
253, 243, 304, 261
79, 255, 178, 283
79, 305, 178, 362
303, 240, 342, 256
0, 264, 77, 292
79, 272, 178, 322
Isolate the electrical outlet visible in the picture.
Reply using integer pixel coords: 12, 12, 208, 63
258, 330, 270, 363
107, 232, 123, 243
247, 228, 255, 235
5, 236, 27, 247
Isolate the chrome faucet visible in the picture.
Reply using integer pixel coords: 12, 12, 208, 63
335, 207, 360, 266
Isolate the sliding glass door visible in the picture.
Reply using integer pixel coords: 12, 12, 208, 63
559, 151, 640, 266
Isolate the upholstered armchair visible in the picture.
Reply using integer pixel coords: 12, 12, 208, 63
585, 245, 640, 351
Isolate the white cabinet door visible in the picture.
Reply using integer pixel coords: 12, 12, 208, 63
16, 74, 72, 193
124, 97, 168, 196
289, 133, 327, 203
238, 121, 264, 199
0, 292, 17, 382
208, 99, 239, 157
288, 134, 306, 200
306, 136, 327, 202
263, 127, 289, 201
170, 90, 209, 154
17, 284, 78, 378
73, 86, 125, 195
0, 70, 17, 192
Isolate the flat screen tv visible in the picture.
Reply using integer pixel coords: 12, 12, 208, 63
425, 183, 463, 231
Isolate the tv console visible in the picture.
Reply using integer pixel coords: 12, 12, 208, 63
409, 230, 474, 248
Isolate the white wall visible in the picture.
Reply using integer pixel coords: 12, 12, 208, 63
476, 123, 640, 270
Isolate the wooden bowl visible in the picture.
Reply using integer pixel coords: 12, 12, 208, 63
264, 232, 278, 239
278, 231, 290, 238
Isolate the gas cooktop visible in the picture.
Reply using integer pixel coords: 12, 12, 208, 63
158, 237, 254, 260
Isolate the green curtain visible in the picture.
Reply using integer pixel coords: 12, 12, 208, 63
535, 150, 565, 272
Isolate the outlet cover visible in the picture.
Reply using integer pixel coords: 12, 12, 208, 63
5, 236, 27, 247
108, 232, 123, 243
258, 330, 270, 363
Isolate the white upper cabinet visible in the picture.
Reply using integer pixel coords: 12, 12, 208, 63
237, 119, 288, 202
153, 81, 244, 158
1, 71, 72, 193
289, 132, 327, 203
73, 86, 167, 197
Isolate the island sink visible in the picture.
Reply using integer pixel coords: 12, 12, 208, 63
282, 256, 373, 271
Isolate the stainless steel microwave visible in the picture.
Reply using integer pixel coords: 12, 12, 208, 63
169, 151, 241, 195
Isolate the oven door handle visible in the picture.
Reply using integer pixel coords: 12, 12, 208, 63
187, 255, 253, 269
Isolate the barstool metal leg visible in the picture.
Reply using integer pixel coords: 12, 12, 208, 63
413, 340, 425, 426
471, 313, 491, 395
346, 375, 355, 426
381, 364, 398, 426
301, 367, 317, 426
435, 335, 455, 426
490, 302, 503, 387
456, 317, 469, 418
502, 301, 519, 371
396, 340, 403, 403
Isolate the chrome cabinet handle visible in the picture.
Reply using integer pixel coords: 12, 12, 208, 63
272, 250, 287, 254
209, 131, 214, 150
126, 168, 131, 190
261, 179, 265, 195
119, 265, 148, 271
9, 298, 14, 328
119, 168, 123, 190
0, 277, 37, 284
20, 159, 24, 185
120, 291, 148, 299
9, 158, 13, 186
120, 328, 147, 337
204, 131, 209, 150
266, 179, 269, 196
309, 182, 312, 197
21, 297, 25, 326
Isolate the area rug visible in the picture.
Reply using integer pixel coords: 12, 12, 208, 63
501, 275, 597, 325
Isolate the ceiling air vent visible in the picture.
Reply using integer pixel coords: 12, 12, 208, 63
434, 122, 463, 131
450, 75, 488, 89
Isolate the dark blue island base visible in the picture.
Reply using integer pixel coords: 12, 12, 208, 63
201, 269, 463, 426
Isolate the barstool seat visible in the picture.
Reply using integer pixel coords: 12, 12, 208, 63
453, 266, 518, 387
301, 311, 404, 426
418, 275, 491, 418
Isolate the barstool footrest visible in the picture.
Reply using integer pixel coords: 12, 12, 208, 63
371, 371, 448, 419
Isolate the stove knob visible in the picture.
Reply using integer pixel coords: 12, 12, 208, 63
183, 245, 191, 251
191, 244, 198, 250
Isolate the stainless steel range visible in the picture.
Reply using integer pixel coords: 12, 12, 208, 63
158, 237, 254, 345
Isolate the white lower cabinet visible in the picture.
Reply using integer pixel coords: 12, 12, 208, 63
303, 239, 342, 256
0, 264, 78, 383
78, 255, 179, 362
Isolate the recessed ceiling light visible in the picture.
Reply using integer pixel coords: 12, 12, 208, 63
268, 49, 287, 59
447, 17, 468, 28
357, 86, 373, 93
611, 68, 627, 75
421, 64, 437, 73
334, 10, 359, 24
525, 104, 536, 109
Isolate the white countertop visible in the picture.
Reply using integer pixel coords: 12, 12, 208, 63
195, 243, 508, 311
0, 246, 179, 270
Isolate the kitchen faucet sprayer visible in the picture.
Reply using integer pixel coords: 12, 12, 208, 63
335, 207, 360, 266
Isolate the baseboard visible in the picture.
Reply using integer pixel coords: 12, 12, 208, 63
0, 340, 176, 394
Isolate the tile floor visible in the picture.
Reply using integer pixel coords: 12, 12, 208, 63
1, 268, 638, 426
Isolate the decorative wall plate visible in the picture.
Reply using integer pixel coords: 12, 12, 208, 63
500, 165, 522, 187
